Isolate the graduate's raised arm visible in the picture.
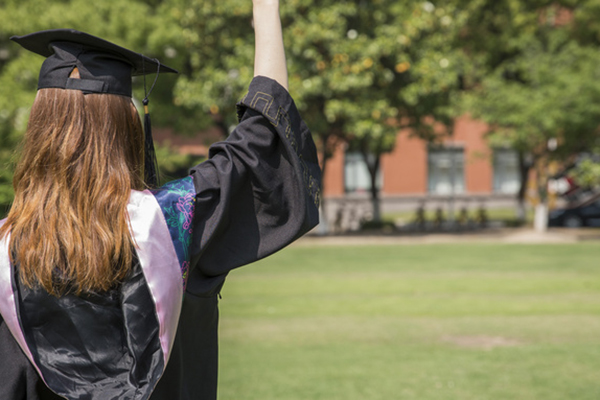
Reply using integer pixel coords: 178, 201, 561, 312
252, 0, 288, 90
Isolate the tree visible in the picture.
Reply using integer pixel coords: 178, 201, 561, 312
459, 1, 600, 230
325, 0, 466, 223
0, 0, 185, 215
168, 0, 469, 227
167, 0, 354, 228
155, 0, 255, 138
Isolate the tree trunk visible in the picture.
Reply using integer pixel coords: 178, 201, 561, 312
534, 203, 548, 232
369, 177, 381, 223
534, 157, 549, 233
361, 149, 381, 223
516, 151, 531, 223
317, 132, 331, 235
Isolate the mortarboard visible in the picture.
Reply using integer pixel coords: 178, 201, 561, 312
10, 29, 178, 187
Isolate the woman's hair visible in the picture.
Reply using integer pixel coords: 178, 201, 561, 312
0, 86, 145, 296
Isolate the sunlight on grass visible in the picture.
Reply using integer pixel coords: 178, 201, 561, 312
218, 243, 600, 400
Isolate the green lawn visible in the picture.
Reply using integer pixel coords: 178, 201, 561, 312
218, 243, 600, 400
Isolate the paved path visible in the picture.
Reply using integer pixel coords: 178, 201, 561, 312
295, 228, 600, 246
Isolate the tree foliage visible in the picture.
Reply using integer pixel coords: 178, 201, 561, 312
0, 0, 183, 208
458, 0, 600, 226
154, 0, 468, 223
2, 0, 600, 228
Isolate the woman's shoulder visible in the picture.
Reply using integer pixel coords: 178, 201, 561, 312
151, 176, 196, 197
128, 176, 196, 247
149, 177, 196, 223
129, 176, 196, 210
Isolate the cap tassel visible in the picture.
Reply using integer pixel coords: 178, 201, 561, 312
143, 99, 159, 187
142, 57, 161, 188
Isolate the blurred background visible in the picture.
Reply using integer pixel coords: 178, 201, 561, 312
2, 0, 600, 232
1, 1, 600, 399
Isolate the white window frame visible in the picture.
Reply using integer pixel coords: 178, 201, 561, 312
344, 151, 382, 194
427, 147, 465, 195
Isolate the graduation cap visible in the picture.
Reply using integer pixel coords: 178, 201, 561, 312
10, 29, 178, 187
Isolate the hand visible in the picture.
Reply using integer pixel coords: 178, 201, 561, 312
252, 0, 288, 90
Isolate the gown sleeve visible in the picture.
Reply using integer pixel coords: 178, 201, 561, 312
186, 76, 320, 294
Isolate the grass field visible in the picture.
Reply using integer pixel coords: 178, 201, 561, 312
218, 243, 600, 400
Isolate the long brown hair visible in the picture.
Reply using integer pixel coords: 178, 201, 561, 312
0, 87, 145, 296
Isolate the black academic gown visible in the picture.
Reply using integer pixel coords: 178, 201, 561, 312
0, 76, 320, 400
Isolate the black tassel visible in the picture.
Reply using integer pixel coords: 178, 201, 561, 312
143, 98, 159, 188
141, 56, 162, 188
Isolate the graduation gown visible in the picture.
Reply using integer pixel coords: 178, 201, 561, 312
0, 76, 321, 400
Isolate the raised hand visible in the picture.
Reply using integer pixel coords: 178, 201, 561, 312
252, 0, 288, 90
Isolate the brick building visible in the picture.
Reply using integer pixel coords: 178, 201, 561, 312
321, 115, 521, 228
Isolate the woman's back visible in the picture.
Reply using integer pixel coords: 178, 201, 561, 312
0, 3, 321, 398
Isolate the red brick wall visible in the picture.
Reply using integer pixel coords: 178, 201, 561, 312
321, 115, 493, 197
322, 142, 346, 196
452, 116, 492, 194
382, 129, 428, 194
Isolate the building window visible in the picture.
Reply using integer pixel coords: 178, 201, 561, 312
344, 152, 382, 194
493, 149, 521, 194
428, 147, 465, 194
